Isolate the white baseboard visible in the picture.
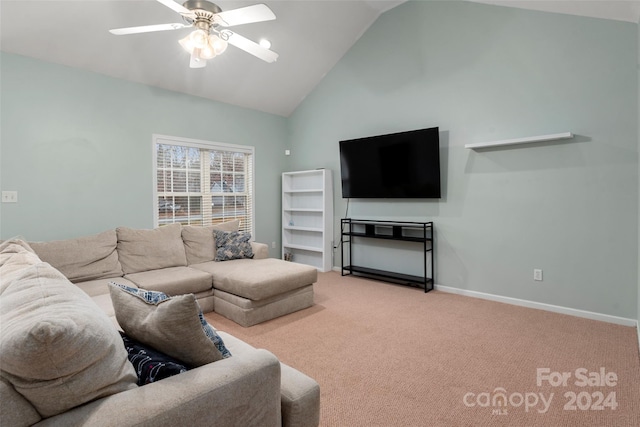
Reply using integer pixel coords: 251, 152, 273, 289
329, 268, 636, 327
434, 284, 637, 327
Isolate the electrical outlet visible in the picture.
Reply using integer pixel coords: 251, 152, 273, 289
1, 191, 18, 203
271, 241, 276, 249
534, 269, 543, 281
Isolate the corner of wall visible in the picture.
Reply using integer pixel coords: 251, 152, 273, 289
636, 17, 640, 353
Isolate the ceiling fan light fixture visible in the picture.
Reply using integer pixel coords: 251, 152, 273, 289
181, 29, 228, 62
209, 34, 228, 55
259, 39, 271, 49
189, 28, 209, 49
200, 41, 217, 59
179, 34, 195, 53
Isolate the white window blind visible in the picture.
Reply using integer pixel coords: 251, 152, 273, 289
153, 135, 254, 235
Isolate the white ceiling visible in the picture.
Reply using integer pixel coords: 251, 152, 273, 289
1, 0, 638, 117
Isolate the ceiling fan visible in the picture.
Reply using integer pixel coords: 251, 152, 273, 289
109, 0, 278, 68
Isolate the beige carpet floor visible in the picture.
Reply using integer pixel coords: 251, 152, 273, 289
205, 271, 640, 426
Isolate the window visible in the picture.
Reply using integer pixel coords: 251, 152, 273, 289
153, 135, 254, 235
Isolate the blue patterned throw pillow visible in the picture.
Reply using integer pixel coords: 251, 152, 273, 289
114, 285, 171, 304
110, 283, 231, 359
213, 230, 254, 262
120, 332, 188, 386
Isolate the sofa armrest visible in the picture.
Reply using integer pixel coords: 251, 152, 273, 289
35, 349, 282, 427
251, 242, 269, 259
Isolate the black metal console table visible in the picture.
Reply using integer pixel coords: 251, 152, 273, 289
340, 218, 434, 292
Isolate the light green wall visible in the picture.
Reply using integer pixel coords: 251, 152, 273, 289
288, 1, 639, 319
0, 53, 287, 255
1, 2, 638, 321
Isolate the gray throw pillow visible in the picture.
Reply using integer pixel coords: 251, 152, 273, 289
108, 283, 231, 367
214, 230, 254, 261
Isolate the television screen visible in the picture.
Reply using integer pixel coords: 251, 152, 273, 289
339, 127, 441, 198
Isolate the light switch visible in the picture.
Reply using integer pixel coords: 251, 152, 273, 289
2, 191, 18, 203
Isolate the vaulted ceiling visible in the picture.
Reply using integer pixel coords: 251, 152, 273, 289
1, 1, 638, 117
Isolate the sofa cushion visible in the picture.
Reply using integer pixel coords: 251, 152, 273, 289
109, 283, 231, 367
116, 224, 187, 274
196, 258, 317, 301
213, 286, 315, 328
124, 266, 212, 295
29, 230, 123, 283
120, 332, 189, 386
182, 219, 240, 265
214, 230, 254, 261
0, 241, 138, 418
74, 277, 139, 298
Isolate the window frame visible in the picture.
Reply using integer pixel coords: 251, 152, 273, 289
152, 134, 255, 238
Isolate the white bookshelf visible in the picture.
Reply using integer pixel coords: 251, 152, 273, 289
282, 169, 333, 272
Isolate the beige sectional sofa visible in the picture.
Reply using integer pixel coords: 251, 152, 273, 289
28, 221, 317, 327
0, 223, 320, 427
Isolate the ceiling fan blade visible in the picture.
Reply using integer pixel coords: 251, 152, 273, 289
109, 23, 189, 35
214, 4, 276, 27
226, 32, 278, 63
156, 0, 195, 18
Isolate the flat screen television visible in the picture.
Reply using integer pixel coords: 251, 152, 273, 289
339, 127, 441, 198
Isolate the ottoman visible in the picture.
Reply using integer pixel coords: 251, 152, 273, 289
191, 258, 318, 327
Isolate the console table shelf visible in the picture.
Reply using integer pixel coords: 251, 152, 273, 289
341, 219, 434, 292
342, 266, 426, 284
344, 232, 426, 243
